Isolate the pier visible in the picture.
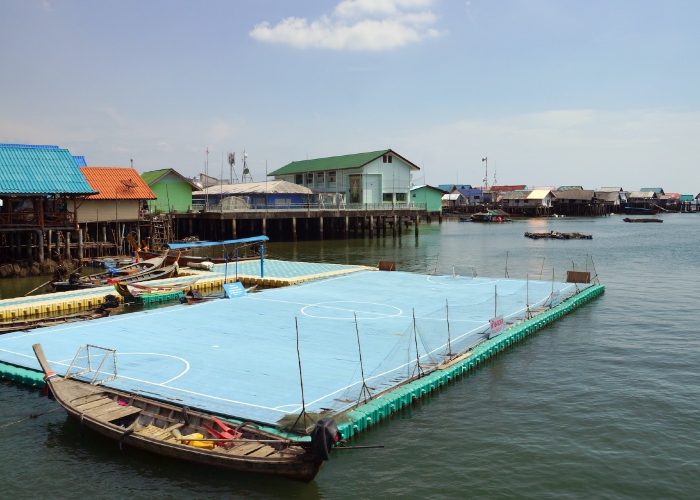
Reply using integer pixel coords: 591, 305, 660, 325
172, 206, 427, 242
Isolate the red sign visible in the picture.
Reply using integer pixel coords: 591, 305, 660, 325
489, 316, 505, 338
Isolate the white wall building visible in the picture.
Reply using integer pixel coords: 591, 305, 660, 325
269, 149, 420, 206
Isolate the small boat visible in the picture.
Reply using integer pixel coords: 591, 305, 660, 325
52, 252, 175, 292
140, 236, 268, 269
623, 206, 659, 215
88, 250, 170, 281
138, 250, 259, 267
114, 277, 199, 298
0, 295, 119, 334
623, 217, 663, 223
182, 284, 258, 304
114, 277, 199, 303
470, 210, 511, 223
31, 344, 339, 481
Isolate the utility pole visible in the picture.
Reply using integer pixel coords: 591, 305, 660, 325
482, 156, 488, 189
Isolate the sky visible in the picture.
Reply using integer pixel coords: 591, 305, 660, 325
1, 0, 699, 192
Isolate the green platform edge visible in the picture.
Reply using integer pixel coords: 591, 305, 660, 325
334, 283, 605, 439
0, 284, 605, 441
124, 290, 185, 305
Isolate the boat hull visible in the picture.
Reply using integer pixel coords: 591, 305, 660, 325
62, 407, 320, 481
138, 250, 259, 267
40, 374, 322, 481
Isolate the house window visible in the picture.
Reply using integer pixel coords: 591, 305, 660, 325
328, 170, 336, 188
316, 172, 325, 187
382, 154, 393, 163
295, 174, 303, 185
306, 173, 314, 186
383, 193, 393, 202
395, 193, 406, 202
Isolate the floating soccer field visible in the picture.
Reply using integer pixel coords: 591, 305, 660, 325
0, 270, 578, 429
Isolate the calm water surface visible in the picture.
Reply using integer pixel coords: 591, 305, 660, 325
1, 214, 699, 498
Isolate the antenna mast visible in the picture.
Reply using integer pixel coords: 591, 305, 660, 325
204, 146, 209, 212
482, 156, 488, 189
241, 149, 253, 182
228, 152, 238, 184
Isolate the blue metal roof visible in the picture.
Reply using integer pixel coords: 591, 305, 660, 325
165, 236, 269, 250
0, 145, 95, 195
72, 155, 87, 167
457, 187, 483, 197
0, 143, 59, 149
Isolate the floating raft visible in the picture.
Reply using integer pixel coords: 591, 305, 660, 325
524, 231, 592, 240
622, 218, 663, 223
0, 259, 370, 321
0, 269, 604, 442
335, 283, 604, 439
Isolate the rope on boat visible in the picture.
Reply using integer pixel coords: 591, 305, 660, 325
0, 407, 62, 429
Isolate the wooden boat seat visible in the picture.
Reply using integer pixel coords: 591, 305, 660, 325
245, 445, 278, 458
98, 406, 142, 423
83, 401, 141, 422
70, 392, 109, 407
75, 396, 115, 411
226, 442, 265, 456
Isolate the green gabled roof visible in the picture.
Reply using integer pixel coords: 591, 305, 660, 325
141, 168, 198, 190
269, 149, 419, 176
680, 194, 694, 202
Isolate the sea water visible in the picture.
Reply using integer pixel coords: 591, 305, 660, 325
1, 214, 698, 498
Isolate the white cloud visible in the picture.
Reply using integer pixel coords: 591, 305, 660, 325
250, 0, 444, 51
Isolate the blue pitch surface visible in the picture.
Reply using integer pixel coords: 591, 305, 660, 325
0, 270, 576, 428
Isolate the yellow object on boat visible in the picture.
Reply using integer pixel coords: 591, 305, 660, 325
182, 432, 214, 449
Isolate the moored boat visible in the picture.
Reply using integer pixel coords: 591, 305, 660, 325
623, 206, 659, 215
31, 344, 340, 481
52, 252, 176, 292
470, 210, 511, 223
114, 277, 199, 304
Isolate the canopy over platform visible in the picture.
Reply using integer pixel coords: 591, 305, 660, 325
165, 235, 269, 250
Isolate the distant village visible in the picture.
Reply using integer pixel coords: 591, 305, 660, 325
0, 142, 697, 274
435, 184, 698, 216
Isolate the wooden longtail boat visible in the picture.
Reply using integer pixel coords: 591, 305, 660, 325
113, 277, 199, 301
182, 284, 258, 304
32, 344, 340, 481
90, 250, 169, 281
138, 246, 260, 268
52, 252, 176, 292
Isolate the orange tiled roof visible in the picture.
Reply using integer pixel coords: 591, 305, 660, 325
81, 167, 156, 200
